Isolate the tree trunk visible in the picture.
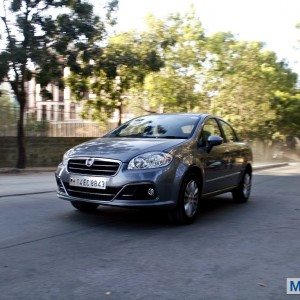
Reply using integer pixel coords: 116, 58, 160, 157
16, 100, 26, 169
118, 100, 123, 127
10, 80, 27, 169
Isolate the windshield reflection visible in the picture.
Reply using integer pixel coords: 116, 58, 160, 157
106, 115, 200, 139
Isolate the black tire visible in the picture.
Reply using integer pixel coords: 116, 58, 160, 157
232, 168, 252, 203
168, 173, 201, 225
71, 201, 99, 212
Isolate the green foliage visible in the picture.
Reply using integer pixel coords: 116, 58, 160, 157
140, 10, 299, 139
0, 52, 10, 82
68, 30, 164, 124
144, 68, 199, 112
0, 88, 14, 106
1, 0, 118, 99
0, 89, 18, 133
271, 91, 300, 137
68, 7, 299, 139
0, 0, 118, 167
25, 119, 49, 135
141, 8, 207, 113
205, 39, 298, 139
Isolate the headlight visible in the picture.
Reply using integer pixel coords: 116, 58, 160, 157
128, 152, 173, 170
62, 149, 74, 165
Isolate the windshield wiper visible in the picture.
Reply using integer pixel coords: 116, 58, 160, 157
109, 134, 187, 139
161, 136, 187, 139
114, 134, 157, 138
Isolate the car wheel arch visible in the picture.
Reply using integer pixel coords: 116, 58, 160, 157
168, 167, 204, 224
241, 163, 252, 177
181, 165, 204, 195
245, 163, 252, 174
237, 163, 252, 184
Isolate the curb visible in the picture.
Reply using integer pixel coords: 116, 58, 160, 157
253, 162, 289, 171
0, 168, 56, 174
0, 190, 55, 198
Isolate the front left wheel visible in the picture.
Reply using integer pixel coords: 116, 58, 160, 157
232, 168, 252, 203
71, 201, 99, 212
168, 173, 201, 225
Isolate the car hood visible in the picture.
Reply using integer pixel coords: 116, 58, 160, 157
70, 137, 186, 162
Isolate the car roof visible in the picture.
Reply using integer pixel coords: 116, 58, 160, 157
142, 113, 210, 118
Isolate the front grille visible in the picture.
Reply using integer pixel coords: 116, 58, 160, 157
64, 182, 121, 201
68, 158, 120, 176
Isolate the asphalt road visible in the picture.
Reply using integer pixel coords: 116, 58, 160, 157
0, 163, 299, 300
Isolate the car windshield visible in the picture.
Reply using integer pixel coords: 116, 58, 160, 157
106, 115, 201, 139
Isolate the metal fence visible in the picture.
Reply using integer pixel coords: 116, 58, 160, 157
48, 121, 114, 137
0, 106, 116, 137
0, 106, 19, 136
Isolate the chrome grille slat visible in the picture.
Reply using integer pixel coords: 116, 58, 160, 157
67, 158, 120, 176
69, 162, 116, 168
68, 167, 116, 173
68, 162, 86, 166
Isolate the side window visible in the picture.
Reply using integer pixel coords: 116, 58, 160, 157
219, 120, 238, 143
199, 118, 222, 147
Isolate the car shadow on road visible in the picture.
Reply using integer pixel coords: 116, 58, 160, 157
62, 193, 241, 230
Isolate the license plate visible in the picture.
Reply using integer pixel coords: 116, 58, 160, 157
69, 176, 107, 190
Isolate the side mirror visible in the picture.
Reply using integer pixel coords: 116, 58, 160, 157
207, 135, 223, 152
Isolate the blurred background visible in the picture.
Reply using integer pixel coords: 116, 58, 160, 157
0, 0, 299, 168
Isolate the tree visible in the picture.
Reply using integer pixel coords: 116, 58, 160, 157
0, 0, 117, 168
68, 7, 207, 121
141, 8, 207, 113
144, 67, 199, 113
142, 12, 299, 139
271, 91, 300, 137
68, 31, 163, 126
205, 38, 298, 139
67, 8, 300, 141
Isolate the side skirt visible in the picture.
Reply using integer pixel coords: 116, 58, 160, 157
202, 185, 238, 199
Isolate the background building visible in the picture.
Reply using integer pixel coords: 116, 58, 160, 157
25, 68, 83, 123
1, 68, 136, 137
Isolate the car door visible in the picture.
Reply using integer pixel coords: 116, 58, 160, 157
218, 119, 243, 187
197, 118, 231, 194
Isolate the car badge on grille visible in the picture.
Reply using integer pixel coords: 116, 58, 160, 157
85, 158, 94, 167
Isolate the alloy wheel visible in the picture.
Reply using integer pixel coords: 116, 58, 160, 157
184, 180, 199, 218
243, 173, 251, 198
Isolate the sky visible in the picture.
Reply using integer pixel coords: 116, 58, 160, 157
0, 0, 299, 75
112, 0, 300, 75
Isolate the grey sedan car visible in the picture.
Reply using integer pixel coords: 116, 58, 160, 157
55, 114, 252, 224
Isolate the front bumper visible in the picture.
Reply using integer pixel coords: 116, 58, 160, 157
55, 160, 182, 208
